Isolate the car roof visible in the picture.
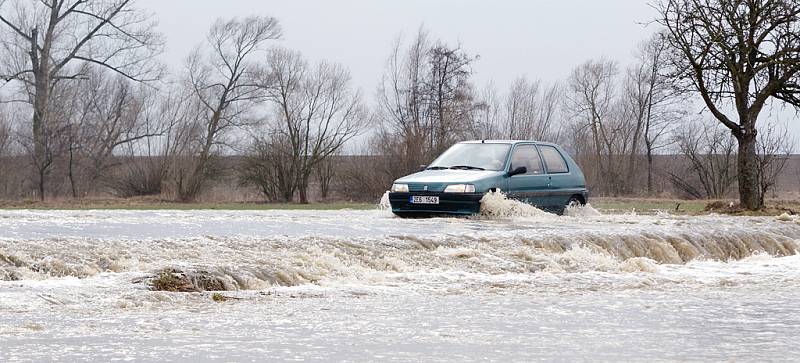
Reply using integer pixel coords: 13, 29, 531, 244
458, 140, 560, 147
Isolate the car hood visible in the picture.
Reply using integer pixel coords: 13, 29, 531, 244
395, 170, 503, 184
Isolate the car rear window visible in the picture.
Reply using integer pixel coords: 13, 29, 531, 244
539, 146, 569, 173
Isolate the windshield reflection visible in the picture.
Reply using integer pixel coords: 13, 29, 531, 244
428, 143, 511, 171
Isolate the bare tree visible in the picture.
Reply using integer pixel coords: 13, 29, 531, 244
59, 69, 165, 197
0, 0, 163, 200
178, 16, 281, 201
565, 58, 623, 195
113, 85, 201, 198
468, 82, 503, 140
376, 28, 476, 175
240, 133, 295, 202
426, 42, 476, 153
756, 121, 795, 204
636, 33, 684, 194
0, 109, 10, 196
672, 119, 738, 199
502, 77, 562, 142
0, 110, 9, 157
18, 92, 71, 200
314, 153, 336, 200
619, 33, 686, 195
264, 48, 368, 203
656, 0, 800, 209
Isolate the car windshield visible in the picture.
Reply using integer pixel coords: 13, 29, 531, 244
428, 143, 512, 171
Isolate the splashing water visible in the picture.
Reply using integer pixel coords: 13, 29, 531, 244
377, 191, 392, 211
564, 203, 602, 217
479, 190, 554, 218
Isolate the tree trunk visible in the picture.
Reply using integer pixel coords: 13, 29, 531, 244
281, 188, 293, 203
736, 132, 761, 210
646, 148, 654, 194
297, 172, 310, 204
69, 146, 78, 198
30, 25, 56, 202
37, 168, 45, 201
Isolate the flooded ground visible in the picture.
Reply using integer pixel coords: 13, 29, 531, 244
2, 201, 800, 361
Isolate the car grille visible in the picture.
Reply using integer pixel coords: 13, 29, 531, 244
408, 183, 446, 192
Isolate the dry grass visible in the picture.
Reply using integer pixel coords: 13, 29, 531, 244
593, 197, 800, 216
211, 293, 228, 302
150, 270, 198, 293
0, 196, 374, 211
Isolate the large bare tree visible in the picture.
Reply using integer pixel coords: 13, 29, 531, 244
565, 58, 623, 195
0, 0, 163, 199
264, 48, 368, 203
376, 28, 476, 175
636, 33, 684, 193
656, 0, 800, 209
178, 16, 281, 201
620, 33, 685, 194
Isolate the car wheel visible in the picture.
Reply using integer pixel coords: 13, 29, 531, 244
567, 196, 583, 208
560, 196, 584, 216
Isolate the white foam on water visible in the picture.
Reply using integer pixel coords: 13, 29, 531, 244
3, 209, 800, 360
377, 191, 392, 211
478, 191, 554, 218
564, 203, 602, 217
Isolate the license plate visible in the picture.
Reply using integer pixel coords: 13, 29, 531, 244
410, 196, 439, 205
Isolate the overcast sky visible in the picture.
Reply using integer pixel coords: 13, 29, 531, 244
137, 0, 659, 91
136, 0, 798, 140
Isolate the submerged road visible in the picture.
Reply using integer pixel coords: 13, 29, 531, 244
1, 204, 799, 361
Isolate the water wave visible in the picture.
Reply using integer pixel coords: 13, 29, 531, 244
479, 191, 554, 218
2, 217, 798, 294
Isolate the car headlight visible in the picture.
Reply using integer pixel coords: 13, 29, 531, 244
391, 183, 409, 193
444, 184, 476, 193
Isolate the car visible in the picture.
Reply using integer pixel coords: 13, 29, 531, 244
388, 140, 588, 217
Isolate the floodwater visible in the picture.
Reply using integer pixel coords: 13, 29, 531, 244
1, 196, 800, 362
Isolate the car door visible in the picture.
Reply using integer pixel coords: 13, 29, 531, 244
537, 145, 572, 207
506, 144, 550, 207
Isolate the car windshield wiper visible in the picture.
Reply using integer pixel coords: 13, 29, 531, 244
426, 166, 450, 170
449, 165, 486, 171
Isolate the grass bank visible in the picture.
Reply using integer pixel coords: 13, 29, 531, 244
592, 197, 800, 216
0, 198, 375, 211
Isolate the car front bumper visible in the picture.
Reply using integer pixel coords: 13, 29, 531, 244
388, 192, 484, 215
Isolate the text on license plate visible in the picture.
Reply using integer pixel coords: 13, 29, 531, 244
410, 196, 439, 205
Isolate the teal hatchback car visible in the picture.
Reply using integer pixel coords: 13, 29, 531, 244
388, 141, 588, 216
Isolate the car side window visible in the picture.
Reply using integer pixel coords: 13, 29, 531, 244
509, 145, 544, 175
539, 146, 569, 173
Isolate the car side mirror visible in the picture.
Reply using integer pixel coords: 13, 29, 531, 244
508, 166, 527, 177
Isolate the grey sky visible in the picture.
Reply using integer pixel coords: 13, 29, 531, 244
138, 0, 658, 90
138, 0, 798, 139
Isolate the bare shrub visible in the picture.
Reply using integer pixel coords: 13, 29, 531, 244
757, 122, 796, 204
672, 119, 737, 199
